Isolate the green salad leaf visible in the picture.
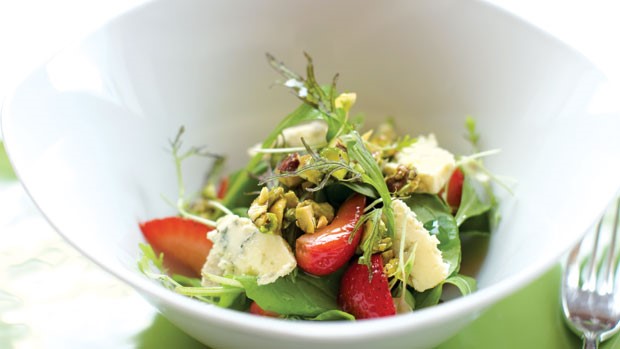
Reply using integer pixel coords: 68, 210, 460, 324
138, 244, 247, 309
414, 274, 477, 309
342, 131, 395, 238
284, 309, 356, 321
405, 194, 461, 276
454, 173, 493, 226
234, 269, 343, 317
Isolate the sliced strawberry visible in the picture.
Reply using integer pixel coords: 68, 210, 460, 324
249, 301, 280, 318
217, 177, 229, 199
139, 217, 213, 277
446, 168, 464, 211
295, 194, 366, 276
338, 254, 396, 319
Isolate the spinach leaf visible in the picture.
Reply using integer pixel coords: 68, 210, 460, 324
234, 270, 342, 317
341, 181, 379, 199
406, 194, 461, 276
405, 194, 451, 224
424, 216, 461, 276
459, 211, 491, 236
414, 274, 477, 309
454, 173, 492, 226
308, 310, 355, 321
444, 274, 477, 295
224, 167, 261, 209
414, 284, 443, 309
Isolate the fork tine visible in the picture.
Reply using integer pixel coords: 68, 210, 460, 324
583, 219, 604, 292
564, 238, 582, 290
602, 198, 620, 293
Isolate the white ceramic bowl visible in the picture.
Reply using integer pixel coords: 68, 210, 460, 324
3, 1, 620, 348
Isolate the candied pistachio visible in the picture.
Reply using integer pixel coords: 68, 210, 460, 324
295, 200, 335, 234
295, 205, 316, 234
256, 187, 270, 205
319, 147, 349, 180
276, 153, 303, 188
382, 249, 395, 261
257, 212, 278, 234
383, 257, 399, 277
248, 187, 299, 235
248, 202, 268, 221
283, 191, 299, 208
297, 154, 324, 185
384, 163, 420, 196
269, 198, 287, 233
374, 237, 393, 253
357, 218, 388, 255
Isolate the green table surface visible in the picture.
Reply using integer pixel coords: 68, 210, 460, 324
1, 144, 618, 349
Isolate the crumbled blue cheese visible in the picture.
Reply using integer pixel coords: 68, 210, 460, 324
247, 120, 328, 157
201, 215, 296, 286
279, 120, 328, 148
395, 134, 456, 194
392, 199, 449, 292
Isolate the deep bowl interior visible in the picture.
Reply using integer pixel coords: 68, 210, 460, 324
3, 0, 620, 348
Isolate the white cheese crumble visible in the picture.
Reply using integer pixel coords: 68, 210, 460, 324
201, 215, 297, 286
395, 134, 456, 194
247, 120, 328, 156
392, 199, 449, 292
279, 120, 328, 148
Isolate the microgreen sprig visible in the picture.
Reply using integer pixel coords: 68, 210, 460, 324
341, 131, 395, 239
169, 127, 232, 226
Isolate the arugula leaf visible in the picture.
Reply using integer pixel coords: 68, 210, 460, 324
308, 310, 355, 321
341, 181, 379, 199
406, 194, 461, 276
444, 274, 477, 295
138, 244, 247, 309
234, 270, 343, 317
414, 274, 477, 309
224, 167, 261, 209
414, 284, 443, 309
459, 212, 492, 236
454, 173, 492, 226
342, 131, 395, 238
172, 274, 203, 287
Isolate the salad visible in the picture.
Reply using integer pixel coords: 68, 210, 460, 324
138, 53, 504, 320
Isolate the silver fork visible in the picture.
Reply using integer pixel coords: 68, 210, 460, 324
562, 197, 620, 349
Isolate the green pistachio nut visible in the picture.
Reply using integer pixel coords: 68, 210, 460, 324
319, 147, 349, 180
297, 154, 324, 185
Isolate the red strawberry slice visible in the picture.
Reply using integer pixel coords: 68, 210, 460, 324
446, 168, 464, 211
139, 217, 213, 277
249, 301, 280, 318
217, 177, 229, 199
338, 254, 396, 319
295, 194, 366, 276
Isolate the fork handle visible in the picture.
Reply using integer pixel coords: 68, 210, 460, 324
583, 333, 599, 349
